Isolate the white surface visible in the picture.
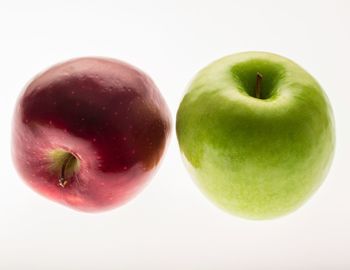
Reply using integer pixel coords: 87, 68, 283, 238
1, 0, 349, 269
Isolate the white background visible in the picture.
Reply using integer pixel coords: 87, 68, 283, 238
1, 0, 349, 269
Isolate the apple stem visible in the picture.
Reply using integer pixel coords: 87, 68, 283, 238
255, 72, 263, 99
58, 154, 75, 188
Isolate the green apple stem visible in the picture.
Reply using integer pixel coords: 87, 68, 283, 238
59, 154, 75, 188
255, 72, 263, 99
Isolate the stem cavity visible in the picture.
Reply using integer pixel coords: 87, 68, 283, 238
58, 154, 75, 188
255, 72, 263, 99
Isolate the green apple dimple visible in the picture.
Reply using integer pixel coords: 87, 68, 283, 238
231, 59, 285, 99
176, 51, 335, 219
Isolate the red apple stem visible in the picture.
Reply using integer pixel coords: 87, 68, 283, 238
59, 154, 75, 188
255, 72, 263, 99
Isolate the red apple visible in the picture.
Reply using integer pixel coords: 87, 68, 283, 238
12, 57, 171, 212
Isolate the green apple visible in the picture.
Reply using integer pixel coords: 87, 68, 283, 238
176, 51, 335, 220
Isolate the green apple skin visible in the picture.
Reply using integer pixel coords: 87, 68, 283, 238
176, 52, 335, 220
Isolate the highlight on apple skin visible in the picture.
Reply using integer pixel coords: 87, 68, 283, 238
176, 51, 335, 220
12, 57, 171, 212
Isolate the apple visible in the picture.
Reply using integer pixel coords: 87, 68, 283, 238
12, 57, 171, 212
176, 51, 335, 219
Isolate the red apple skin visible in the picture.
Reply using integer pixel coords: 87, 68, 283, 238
12, 57, 171, 212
